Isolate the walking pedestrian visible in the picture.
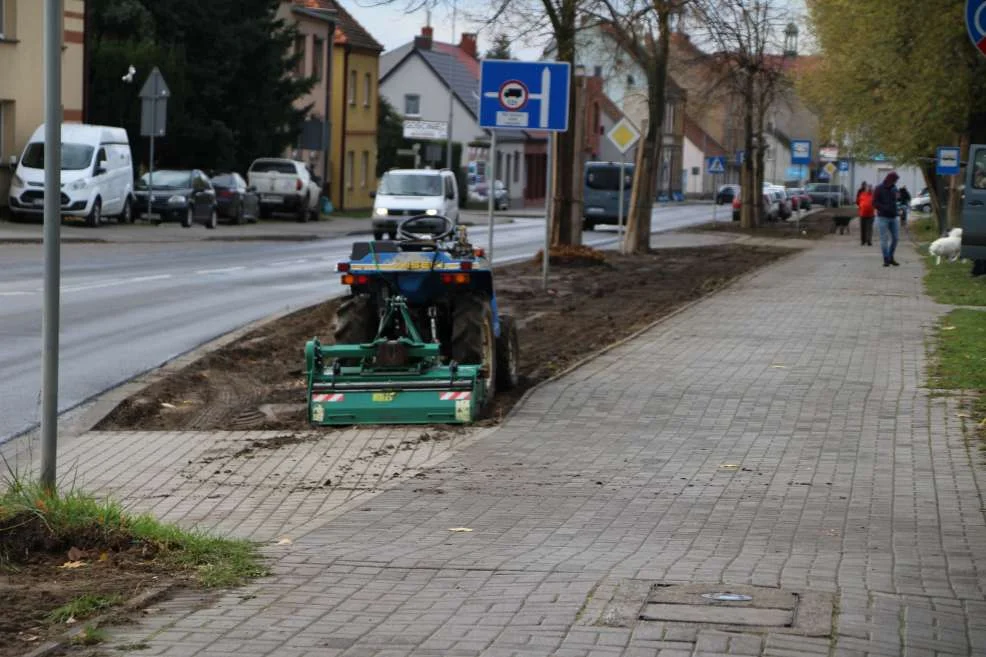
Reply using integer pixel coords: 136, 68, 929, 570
898, 185, 911, 225
873, 171, 901, 266
857, 183, 875, 246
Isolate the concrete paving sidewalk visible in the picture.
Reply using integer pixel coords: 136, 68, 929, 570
0, 211, 516, 244
5, 233, 986, 656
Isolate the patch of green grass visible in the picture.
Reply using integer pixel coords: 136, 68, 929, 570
48, 594, 123, 623
0, 473, 266, 588
929, 310, 986, 391
72, 625, 108, 646
917, 245, 986, 307
907, 214, 940, 242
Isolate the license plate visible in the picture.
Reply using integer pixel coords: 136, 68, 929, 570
372, 392, 397, 403
141, 213, 161, 220
261, 195, 280, 203
32, 199, 45, 207
586, 207, 604, 214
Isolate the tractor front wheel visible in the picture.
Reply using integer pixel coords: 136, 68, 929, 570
332, 295, 378, 366
495, 314, 520, 391
451, 294, 496, 403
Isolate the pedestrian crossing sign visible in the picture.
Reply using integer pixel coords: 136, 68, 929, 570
706, 156, 726, 174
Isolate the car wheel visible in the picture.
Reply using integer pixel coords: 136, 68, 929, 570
921, 203, 931, 213
297, 196, 309, 223
233, 202, 244, 225
373, 231, 384, 240
582, 219, 595, 232
182, 207, 193, 228
260, 206, 272, 219
206, 208, 218, 230
388, 232, 397, 240
86, 199, 102, 228
119, 197, 133, 224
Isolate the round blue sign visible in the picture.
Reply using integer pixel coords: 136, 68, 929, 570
968, 0, 986, 57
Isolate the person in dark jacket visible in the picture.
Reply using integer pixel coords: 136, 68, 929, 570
898, 185, 911, 226
873, 171, 901, 266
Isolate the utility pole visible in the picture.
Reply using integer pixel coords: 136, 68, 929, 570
445, 1, 456, 172
40, 0, 63, 489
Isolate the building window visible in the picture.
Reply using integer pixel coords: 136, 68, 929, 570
404, 94, 420, 117
361, 151, 368, 188
513, 152, 519, 183
346, 151, 354, 190
348, 70, 356, 105
364, 72, 372, 107
593, 65, 603, 77
312, 37, 324, 81
295, 35, 307, 76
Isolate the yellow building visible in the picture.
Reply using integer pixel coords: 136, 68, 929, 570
0, 0, 87, 212
328, 1, 381, 211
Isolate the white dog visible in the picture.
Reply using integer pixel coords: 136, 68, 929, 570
929, 228, 963, 265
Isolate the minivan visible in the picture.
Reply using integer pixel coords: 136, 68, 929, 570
370, 169, 459, 240
583, 161, 635, 231
7, 123, 135, 226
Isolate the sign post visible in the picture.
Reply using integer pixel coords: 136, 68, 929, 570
479, 59, 570, 283
706, 156, 726, 222
139, 67, 170, 219
936, 146, 961, 176
487, 131, 497, 261
605, 117, 640, 254
967, 0, 986, 57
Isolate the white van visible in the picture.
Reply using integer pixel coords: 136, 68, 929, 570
370, 168, 459, 240
7, 123, 135, 226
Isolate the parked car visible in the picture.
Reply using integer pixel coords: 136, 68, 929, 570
247, 158, 321, 222
133, 169, 218, 229
910, 191, 932, 213
764, 186, 793, 220
805, 182, 851, 208
472, 179, 510, 210
583, 161, 636, 231
210, 172, 260, 224
731, 191, 773, 222
370, 168, 460, 240
716, 184, 740, 205
7, 123, 135, 227
786, 187, 812, 211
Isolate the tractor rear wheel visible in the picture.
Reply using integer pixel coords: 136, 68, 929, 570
451, 294, 496, 402
495, 314, 520, 391
332, 295, 378, 365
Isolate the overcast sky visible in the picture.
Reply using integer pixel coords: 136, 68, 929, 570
344, 0, 810, 59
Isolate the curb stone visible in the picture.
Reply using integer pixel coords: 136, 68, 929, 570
18, 583, 177, 657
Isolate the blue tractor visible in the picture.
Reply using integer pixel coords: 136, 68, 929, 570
305, 214, 520, 425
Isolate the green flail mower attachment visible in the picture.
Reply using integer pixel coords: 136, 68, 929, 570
305, 296, 486, 426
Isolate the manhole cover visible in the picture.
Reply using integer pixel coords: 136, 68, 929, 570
701, 593, 752, 601
640, 602, 792, 626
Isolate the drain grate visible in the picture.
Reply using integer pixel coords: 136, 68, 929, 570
578, 580, 834, 637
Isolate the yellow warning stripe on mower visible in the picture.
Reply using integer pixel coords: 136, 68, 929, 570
349, 262, 464, 271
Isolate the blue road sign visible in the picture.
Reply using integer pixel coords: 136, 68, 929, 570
791, 140, 812, 165
837, 159, 850, 172
937, 146, 961, 176
817, 166, 830, 182
967, 0, 986, 58
479, 60, 571, 131
736, 150, 745, 164
706, 156, 726, 174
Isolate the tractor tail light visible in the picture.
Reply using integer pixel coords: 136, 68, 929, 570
337, 262, 350, 272
342, 274, 354, 285
441, 273, 470, 285
473, 248, 485, 257
459, 261, 473, 271
341, 273, 370, 285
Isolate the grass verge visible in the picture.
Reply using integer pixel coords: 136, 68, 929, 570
912, 220, 986, 306
0, 473, 267, 588
47, 594, 123, 623
930, 310, 986, 390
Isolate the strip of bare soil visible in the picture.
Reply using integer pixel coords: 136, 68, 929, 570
693, 208, 843, 240
95, 243, 793, 432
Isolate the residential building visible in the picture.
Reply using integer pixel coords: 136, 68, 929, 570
380, 27, 530, 206
0, 0, 87, 213
327, 1, 381, 211
278, 1, 336, 184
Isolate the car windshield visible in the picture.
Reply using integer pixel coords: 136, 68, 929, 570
20, 142, 95, 171
805, 183, 830, 192
137, 171, 192, 189
586, 167, 632, 191
211, 174, 235, 186
378, 173, 443, 196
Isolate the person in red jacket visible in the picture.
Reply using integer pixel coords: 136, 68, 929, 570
857, 183, 875, 247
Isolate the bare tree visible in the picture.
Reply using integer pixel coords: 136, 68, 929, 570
587, 0, 686, 253
690, 0, 790, 228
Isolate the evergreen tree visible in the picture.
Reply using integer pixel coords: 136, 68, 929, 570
484, 33, 512, 60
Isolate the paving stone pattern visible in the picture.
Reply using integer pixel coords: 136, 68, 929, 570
13, 237, 986, 656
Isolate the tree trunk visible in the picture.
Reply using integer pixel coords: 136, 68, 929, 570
624, 119, 649, 252
550, 3, 578, 246
948, 133, 969, 228
754, 106, 766, 225
740, 74, 756, 229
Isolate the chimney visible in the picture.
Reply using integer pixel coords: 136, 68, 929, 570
415, 25, 433, 50
459, 32, 478, 58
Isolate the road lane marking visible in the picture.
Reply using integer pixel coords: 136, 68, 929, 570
0, 291, 31, 297
195, 266, 247, 275
131, 274, 173, 283
269, 259, 309, 266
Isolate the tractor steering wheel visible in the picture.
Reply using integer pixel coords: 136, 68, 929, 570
398, 214, 456, 241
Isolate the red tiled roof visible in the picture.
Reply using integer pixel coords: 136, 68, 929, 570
294, 0, 382, 52
432, 41, 479, 77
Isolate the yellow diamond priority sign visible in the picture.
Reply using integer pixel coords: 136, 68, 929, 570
606, 117, 640, 154
823, 162, 837, 176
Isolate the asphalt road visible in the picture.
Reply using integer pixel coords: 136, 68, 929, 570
0, 204, 726, 442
